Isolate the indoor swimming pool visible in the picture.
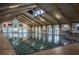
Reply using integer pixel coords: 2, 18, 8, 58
6, 33, 77, 55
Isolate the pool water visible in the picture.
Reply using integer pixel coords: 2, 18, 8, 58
7, 33, 77, 55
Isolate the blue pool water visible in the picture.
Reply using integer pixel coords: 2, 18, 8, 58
6, 33, 77, 55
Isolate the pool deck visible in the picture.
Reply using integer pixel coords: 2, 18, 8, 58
32, 43, 79, 55
0, 33, 16, 55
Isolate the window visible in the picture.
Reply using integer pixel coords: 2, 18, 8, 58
47, 25, 52, 34
54, 36, 59, 44
2, 19, 29, 38
76, 24, 79, 30
53, 25, 60, 35
8, 24, 12, 26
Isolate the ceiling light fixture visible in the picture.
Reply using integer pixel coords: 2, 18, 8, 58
55, 14, 61, 19
40, 18, 45, 21
6, 14, 12, 17
9, 5, 19, 8
55, 13, 62, 19
31, 21, 35, 23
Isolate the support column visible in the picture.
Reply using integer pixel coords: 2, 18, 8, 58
37, 26, 39, 38
45, 25, 48, 35
0, 24, 2, 33
30, 26, 32, 33
51, 25, 53, 34
70, 23, 72, 34
51, 25, 54, 43
34, 26, 35, 38
37, 26, 39, 34
41, 26, 43, 34
34, 26, 35, 34
59, 24, 61, 35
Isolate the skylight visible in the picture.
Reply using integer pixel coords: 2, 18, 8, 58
33, 9, 45, 16
28, 8, 45, 17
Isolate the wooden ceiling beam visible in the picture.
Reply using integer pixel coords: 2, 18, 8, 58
40, 15, 54, 25
0, 17, 14, 24
72, 4, 79, 20
34, 16, 49, 25
23, 11, 48, 26
22, 13, 43, 26
0, 14, 17, 24
22, 9, 51, 26
19, 14, 38, 25
36, 4, 60, 24
16, 17, 32, 27
0, 4, 37, 16
53, 4, 71, 24
16, 17, 29, 24
17, 16, 33, 25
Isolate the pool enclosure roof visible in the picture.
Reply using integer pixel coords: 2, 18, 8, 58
0, 3, 79, 26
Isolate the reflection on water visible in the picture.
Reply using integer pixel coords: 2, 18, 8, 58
38, 34, 42, 40
6, 33, 77, 55
3, 32, 29, 38
3, 27, 29, 38
32, 33, 35, 38
48, 35, 52, 43
12, 37, 20, 46
42, 34, 46, 42
35, 33, 38, 39
40, 45, 44, 50
32, 42, 35, 46
54, 36, 59, 44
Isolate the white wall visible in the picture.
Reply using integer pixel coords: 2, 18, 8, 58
22, 23, 31, 32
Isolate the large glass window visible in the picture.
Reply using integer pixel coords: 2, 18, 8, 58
53, 25, 60, 44
53, 25, 60, 35
47, 25, 52, 34
47, 25, 52, 42
2, 19, 30, 38
39, 26, 42, 34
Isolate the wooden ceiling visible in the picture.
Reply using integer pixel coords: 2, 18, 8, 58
0, 3, 79, 26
